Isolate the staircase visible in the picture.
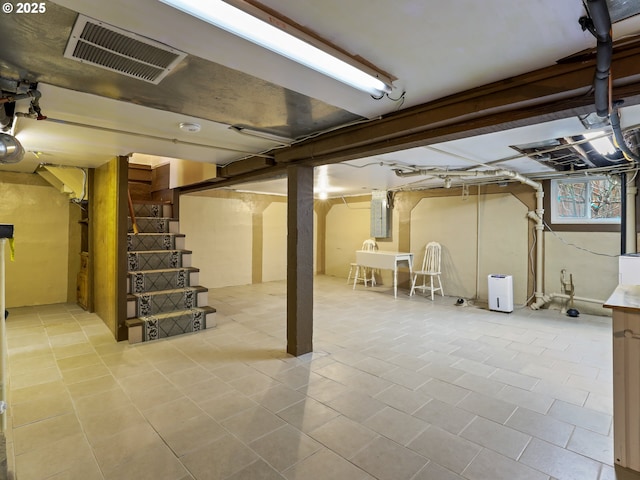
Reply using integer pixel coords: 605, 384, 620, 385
125, 201, 216, 343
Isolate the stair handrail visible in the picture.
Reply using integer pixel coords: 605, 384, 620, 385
127, 188, 139, 234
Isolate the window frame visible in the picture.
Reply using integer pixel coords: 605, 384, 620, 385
550, 175, 621, 225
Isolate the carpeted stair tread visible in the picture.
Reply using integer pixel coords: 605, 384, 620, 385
126, 201, 215, 343
128, 216, 176, 234
129, 249, 192, 255
128, 267, 200, 293
127, 285, 208, 317
128, 250, 191, 271
128, 266, 199, 275
128, 285, 208, 300
126, 305, 216, 327
127, 232, 186, 252
126, 306, 216, 341
128, 232, 185, 237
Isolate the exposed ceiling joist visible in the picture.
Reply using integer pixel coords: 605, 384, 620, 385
180, 38, 640, 193
275, 40, 640, 165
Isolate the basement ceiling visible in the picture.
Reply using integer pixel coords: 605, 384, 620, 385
1, 0, 640, 196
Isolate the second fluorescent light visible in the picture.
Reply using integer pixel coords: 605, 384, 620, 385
159, 0, 393, 96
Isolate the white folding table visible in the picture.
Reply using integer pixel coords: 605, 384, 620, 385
354, 250, 413, 298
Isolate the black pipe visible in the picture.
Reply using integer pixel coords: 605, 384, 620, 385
611, 105, 640, 162
587, 0, 612, 117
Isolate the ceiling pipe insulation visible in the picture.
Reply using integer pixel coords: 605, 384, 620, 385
584, 0, 639, 164
584, 0, 612, 118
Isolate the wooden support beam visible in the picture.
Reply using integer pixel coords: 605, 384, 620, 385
275, 42, 640, 165
179, 39, 640, 194
286, 165, 314, 356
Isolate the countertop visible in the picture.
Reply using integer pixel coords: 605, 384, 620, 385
604, 284, 640, 311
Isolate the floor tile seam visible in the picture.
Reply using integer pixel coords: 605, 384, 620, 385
372, 386, 431, 416
487, 370, 541, 391
12, 435, 106, 480
96, 427, 182, 479
321, 431, 429, 480
134, 409, 222, 475
56, 349, 110, 377
563, 427, 615, 467
453, 390, 519, 423
11, 411, 99, 475
518, 437, 607, 479
444, 441, 485, 478
275, 449, 346, 480
9, 394, 78, 429
457, 417, 535, 462
547, 399, 613, 433
332, 432, 382, 463
452, 413, 481, 438
458, 446, 549, 480
9, 325, 111, 430
491, 383, 553, 414
178, 421, 291, 478
78, 360, 212, 477
243, 423, 327, 474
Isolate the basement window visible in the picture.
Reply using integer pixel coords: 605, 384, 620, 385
551, 176, 621, 224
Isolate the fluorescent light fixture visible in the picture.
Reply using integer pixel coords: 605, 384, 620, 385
158, 0, 393, 96
229, 125, 293, 144
584, 131, 616, 155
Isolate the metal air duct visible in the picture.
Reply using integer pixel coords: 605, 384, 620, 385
0, 133, 24, 164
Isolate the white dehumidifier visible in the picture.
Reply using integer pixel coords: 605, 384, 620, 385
488, 274, 513, 313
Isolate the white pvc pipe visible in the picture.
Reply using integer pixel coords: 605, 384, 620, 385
0, 238, 6, 432
626, 184, 637, 253
497, 170, 545, 309
543, 292, 605, 304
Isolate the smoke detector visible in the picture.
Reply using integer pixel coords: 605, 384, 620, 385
179, 122, 201, 133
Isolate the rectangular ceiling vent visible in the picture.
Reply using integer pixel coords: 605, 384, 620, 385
607, 0, 640, 23
64, 15, 187, 84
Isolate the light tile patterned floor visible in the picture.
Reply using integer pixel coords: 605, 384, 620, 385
4, 276, 640, 480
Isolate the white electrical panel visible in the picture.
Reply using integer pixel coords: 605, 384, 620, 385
370, 190, 391, 238
488, 274, 513, 313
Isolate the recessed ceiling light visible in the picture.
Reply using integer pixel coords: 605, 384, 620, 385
179, 122, 201, 133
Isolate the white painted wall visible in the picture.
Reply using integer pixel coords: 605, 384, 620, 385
179, 189, 620, 317
325, 200, 370, 278
323, 193, 529, 301
410, 195, 479, 300
0, 173, 70, 307
477, 193, 529, 303
410, 193, 529, 303
180, 195, 252, 288
543, 231, 618, 315
262, 202, 287, 282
